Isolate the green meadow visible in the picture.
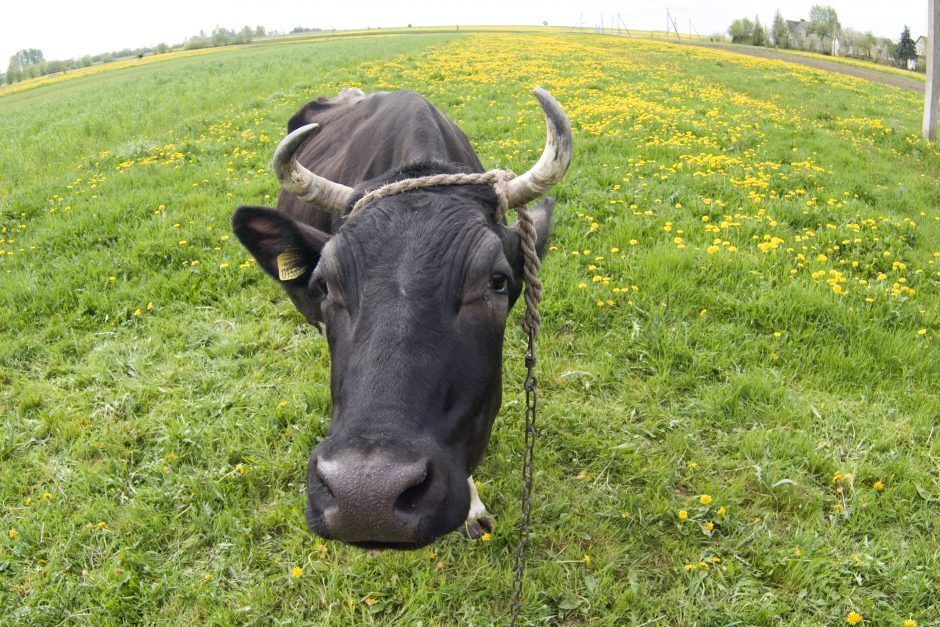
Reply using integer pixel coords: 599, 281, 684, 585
1, 30, 938, 625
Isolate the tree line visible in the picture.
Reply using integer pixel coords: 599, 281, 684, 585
3, 25, 274, 85
727, 4, 923, 70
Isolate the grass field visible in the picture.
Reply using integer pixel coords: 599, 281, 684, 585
1, 30, 939, 625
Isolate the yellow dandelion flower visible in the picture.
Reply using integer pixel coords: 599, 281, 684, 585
481, 532, 492, 542
8, 528, 18, 540
846, 610, 863, 625
873, 480, 884, 491
904, 619, 917, 627
291, 566, 303, 578
203, 572, 213, 581
95, 521, 107, 531
704, 521, 714, 531
583, 554, 592, 566
707, 245, 719, 254
699, 494, 712, 505
917, 328, 927, 336
678, 510, 688, 520
717, 506, 727, 517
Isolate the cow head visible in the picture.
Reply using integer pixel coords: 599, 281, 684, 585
232, 90, 570, 549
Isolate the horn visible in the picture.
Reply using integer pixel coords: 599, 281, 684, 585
272, 123, 355, 214
505, 88, 573, 208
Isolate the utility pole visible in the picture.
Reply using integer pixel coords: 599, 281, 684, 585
925, 0, 939, 139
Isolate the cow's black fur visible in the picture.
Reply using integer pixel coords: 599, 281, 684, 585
233, 90, 552, 548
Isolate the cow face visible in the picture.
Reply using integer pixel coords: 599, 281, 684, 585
232, 187, 551, 549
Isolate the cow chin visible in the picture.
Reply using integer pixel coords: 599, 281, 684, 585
305, 437, 471, 549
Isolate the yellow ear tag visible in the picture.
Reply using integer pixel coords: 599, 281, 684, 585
277, 249, 307, 281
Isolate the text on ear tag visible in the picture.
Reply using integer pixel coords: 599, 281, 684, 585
277, 249, 307, 281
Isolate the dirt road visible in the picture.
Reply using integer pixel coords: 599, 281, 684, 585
678, 42, 924, 93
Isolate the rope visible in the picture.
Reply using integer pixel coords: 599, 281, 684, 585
348, 169, 542, 336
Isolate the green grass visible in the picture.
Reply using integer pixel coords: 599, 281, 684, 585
1, 31, 939, 625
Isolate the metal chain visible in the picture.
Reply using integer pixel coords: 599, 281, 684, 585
508, 328, 538, 626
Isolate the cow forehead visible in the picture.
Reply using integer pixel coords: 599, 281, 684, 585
321, 196, 504, 281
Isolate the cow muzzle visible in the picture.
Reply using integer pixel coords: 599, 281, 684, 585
306, 441, 466, 548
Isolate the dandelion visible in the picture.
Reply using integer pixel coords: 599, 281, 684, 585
583, 554, 592, 566
917, 328, 927, 336
481, 532, 492, 542
717, 506, 727, 517
699, 494, 712, 505
904, 620, 917, 627
291, 565, 303, 578
704, 521, 714, 532
8, 528, 18, 540
203, 572, 213, 581
873, 480, 884, 491
678, 510, 688, 520
95, 521, 107, 531
846, 610, 863, 625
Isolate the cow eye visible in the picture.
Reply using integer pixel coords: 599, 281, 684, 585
489, 273, 509, 294
314, 277, 329, 295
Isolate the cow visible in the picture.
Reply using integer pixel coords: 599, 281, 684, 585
232, 87, 571, 549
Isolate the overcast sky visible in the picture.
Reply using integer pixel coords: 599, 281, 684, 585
1, 1, 930, 70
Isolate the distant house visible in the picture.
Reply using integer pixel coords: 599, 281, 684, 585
786, 19, 810, 41
915, 35, 928, 58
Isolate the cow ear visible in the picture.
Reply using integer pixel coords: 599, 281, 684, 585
232, 206, 329, 286
513, 197, 554, 259
500, 197, 554, 306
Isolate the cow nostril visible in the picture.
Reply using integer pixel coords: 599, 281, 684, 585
314, 463, 336, 500
395, 465, 432, 515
